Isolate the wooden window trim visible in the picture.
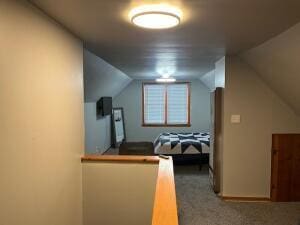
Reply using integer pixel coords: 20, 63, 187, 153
142, 82, 191, 127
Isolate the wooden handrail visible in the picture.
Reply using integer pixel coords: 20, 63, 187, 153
152, 157, 178, 225
81, 155, 159, 163
81, 155, 178, 225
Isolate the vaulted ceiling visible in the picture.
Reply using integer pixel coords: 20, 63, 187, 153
30, 0, 300, 79
241, 22, 300, 115
84, 50, 132, 102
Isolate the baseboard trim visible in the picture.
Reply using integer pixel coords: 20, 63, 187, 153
221, 196, 271, 202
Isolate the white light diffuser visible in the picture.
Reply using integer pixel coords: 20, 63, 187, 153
156, 77, 176, 83
129, 4, 182, 29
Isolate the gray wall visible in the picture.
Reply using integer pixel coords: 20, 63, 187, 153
83, 49, 132, 154
113, 79, 211, 142
84, 103, 111, 154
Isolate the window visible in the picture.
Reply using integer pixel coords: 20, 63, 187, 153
143, 83, 190, 126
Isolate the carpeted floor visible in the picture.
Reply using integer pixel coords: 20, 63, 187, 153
174, 165, 300, 225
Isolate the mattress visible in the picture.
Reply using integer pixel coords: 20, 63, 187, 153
154, 132, 210, 155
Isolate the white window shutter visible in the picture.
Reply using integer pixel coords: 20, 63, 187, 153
167, 84, 189, 124
144, 84, 165, 124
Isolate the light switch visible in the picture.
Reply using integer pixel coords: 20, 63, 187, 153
231, 114, 241, 123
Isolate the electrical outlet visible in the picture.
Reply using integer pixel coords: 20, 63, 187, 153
231, 114, 241, 124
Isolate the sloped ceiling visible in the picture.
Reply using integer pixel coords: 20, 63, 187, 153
200, 70, 215, 91
241, 22, 300, 115
84, 49, 132, 102
199, 56, 225, 91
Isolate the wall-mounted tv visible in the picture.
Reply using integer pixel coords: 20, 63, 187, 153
96, 97, 112, 117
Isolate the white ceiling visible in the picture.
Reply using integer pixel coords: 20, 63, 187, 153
241, 22, 300, 115
30, 0, 300, 79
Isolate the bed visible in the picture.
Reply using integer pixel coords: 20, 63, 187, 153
154, 132, 210, 167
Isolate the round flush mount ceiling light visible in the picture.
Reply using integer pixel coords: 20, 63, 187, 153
129, 4, 182, 29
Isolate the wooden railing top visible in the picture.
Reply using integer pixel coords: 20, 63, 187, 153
152, 157, 178, 225
81, 154, 178, 225
81, 155, 159, 163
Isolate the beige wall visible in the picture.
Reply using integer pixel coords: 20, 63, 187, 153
0, 1, 84, 225
221, 56, 300, 197
82, 162, 158, 225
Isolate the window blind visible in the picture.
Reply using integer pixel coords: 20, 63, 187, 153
144, 84, 165, 124
167, 84, 188, 124
143, 83, 190, 125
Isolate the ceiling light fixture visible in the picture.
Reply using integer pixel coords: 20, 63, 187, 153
156, 77, 176, 83
162, 73, 170, 78
129, 4, 182, 29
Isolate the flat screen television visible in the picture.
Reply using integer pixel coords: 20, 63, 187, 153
96, 97, 112, 117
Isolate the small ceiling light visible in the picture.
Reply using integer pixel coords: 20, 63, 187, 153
129, 4, 182, 29
156, 77, 176, 83
162, 73, 170, 78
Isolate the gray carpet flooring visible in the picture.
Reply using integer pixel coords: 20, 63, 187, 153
174, 165, 300, 225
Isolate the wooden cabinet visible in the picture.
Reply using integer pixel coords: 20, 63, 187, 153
271, 134, 300, 201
